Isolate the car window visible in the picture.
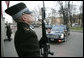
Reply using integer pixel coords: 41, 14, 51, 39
52, 26, 64, 31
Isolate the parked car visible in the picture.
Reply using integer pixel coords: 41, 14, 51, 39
46, 25, 67, 43
72, 23, 80, 27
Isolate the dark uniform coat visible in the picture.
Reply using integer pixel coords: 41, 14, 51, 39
14, 22, 40, 57
6, 24, 12, 38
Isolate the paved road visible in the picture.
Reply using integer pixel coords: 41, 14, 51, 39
49, 31, 83, 57
3, 27, 83, 57
34, 28, 83, 57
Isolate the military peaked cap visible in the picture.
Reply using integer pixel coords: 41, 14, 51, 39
5, 2, 32, 19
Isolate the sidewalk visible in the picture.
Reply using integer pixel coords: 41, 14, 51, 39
4, 31, 18, 57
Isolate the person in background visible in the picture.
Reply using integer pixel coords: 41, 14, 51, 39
5, 23, 12, 41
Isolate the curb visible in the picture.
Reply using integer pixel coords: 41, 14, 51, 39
70, 30, 83, 33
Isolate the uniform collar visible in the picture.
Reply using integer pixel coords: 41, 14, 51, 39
17, 22, 30, 30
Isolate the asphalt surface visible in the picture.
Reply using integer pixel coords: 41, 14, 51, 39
3, 27, 83, 57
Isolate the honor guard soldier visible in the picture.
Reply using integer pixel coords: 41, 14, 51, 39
5, 2, 40, 57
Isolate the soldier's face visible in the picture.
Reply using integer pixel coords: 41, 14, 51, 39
22, 14, 33, 24
26, 14, 33, 23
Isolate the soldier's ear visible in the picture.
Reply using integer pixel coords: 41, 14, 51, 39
21, 15, 27, 21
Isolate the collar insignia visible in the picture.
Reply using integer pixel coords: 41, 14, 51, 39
24, 28, 30, 31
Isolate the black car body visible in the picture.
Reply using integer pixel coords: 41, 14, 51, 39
46, 25, 67, 42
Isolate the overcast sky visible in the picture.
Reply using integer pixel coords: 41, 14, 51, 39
2, 1, 83, 23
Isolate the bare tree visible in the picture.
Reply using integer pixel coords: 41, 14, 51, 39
79, 1, 83, 27
68, 1, 72, 27
51, 8, 57, 24
58, 1, 78, 27
36, 5, 42, 19
58, 1, 69, 26
32, 8, 38, 24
